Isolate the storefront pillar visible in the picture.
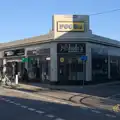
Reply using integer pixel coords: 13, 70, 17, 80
50, 43, 57, 83
25, 49, 28, 69
108, 55, 111, 79
86, 43, 92, 81
3, 59, 7, 65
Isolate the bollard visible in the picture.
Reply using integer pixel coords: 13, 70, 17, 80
15, 74, 18, 84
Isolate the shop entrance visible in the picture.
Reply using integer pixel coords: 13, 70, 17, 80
58, 55, 85, 84
28, 56, 50, 83
7, 60, 25, 80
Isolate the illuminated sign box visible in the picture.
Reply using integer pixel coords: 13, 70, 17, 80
57, 21, 84, 32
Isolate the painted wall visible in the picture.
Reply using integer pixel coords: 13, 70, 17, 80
0, 51, 3, 58
50, 42, 57, 82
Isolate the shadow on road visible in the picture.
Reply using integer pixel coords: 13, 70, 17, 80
0, 94, 118, 120
4, 86, 120, 116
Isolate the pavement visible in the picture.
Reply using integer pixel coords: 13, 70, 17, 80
0, 87, 120, 120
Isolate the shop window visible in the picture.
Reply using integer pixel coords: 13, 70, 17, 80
110, 56, 120, 79
28, 56, 50, 81
92, 55, 108, 80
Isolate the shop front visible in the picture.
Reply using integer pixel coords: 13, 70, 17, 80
3, 48, 25, 77
91, 47, 120, 82
57, 43, 86, 85
27, 48, 50, 83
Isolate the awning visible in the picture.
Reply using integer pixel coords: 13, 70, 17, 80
7, 59, 22, 62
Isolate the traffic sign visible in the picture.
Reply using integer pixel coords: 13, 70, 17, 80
80, 55, 87, 61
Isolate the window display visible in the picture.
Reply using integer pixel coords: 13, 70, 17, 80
28, 56, 50, 82
91, 48, 108, 81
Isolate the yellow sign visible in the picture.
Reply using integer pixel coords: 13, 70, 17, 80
113, 104, 120, 112
57, 21, 84, 32
60, 57, 64, 62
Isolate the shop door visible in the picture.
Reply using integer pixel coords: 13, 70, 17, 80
66, 57, 84, 81
58, 64, 67, 82
58, 56, 84, 83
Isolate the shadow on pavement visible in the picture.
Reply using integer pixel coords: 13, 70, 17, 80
79, 95, 120, 111
20, 81, 120, 98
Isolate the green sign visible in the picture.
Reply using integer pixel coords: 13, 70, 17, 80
22, 58, 32, 62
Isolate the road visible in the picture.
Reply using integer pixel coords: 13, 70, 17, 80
0, 87, 120, 120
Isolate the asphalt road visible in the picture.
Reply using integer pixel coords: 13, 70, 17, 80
0, 88, 120, 120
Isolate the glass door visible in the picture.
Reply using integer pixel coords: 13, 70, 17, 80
66, 57, 84, 80
58, 55, 84, 83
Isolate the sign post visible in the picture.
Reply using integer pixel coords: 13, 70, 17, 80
80, 55, 87, 87
15, 74, 18, 85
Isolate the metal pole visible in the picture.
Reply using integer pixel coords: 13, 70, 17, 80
83, 61, 85, 87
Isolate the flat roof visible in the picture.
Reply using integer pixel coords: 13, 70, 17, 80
0, 31, 120, 50
0, 32, 54, 50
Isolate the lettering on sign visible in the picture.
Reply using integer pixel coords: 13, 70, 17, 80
57, 21, 84, 32
57, 43, 85, 53
5, 51, 14, 56
4, 49, 25, 57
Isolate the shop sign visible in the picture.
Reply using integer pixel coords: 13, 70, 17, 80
27, 48, 50, 56
4, 48, 25, 57
5, 51, 14, 56
57, 43, 85, 54
60, 57, 64, 62
57, 21, 84, 32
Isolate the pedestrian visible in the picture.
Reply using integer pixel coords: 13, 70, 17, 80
22, 68, 29, 83
0, 65, 3, 78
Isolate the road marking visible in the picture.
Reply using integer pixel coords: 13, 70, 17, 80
46, 114, 55, 118
28, 108, 36, 111
91, 109, 101, 114
14, 103, 21, 106
9, 101, 14, 104
55, 118, 65, 120
36, 110, 45, 114
105, 114, 116, 118
21, 105, 28, 108
5, 99, 10, 102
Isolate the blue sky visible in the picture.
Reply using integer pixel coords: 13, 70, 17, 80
0, 0, 120, 42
